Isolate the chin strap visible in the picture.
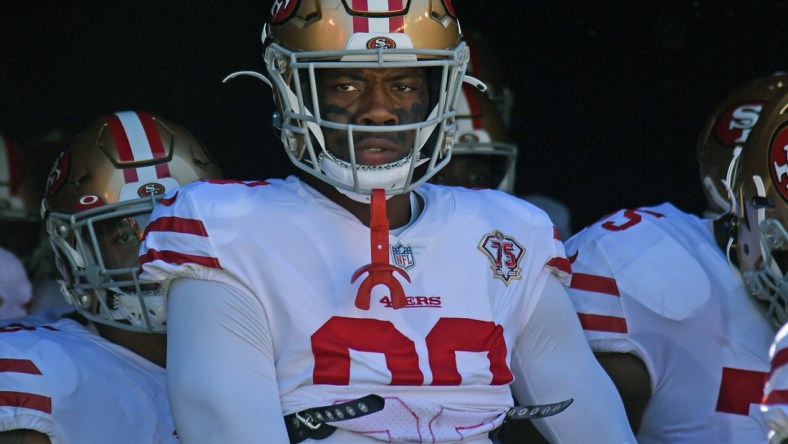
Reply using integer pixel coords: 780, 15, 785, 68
351, 189, 410, 309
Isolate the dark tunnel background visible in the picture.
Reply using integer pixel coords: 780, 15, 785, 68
3, 1, 788, 232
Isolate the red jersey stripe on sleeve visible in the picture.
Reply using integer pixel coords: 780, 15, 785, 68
764, 388, 788, 405
144, 216, 208, 237
159, 191, 178, 206
770, 347, 788, 379
546, 257, 572, 275
0, 391, 52, 413
0, 358, 42, 375
577, 312, 628, 333
716, 367, 767, 415
140, 249, 222, 269
570, 273, 620, 296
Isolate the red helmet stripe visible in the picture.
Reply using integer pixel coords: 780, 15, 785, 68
388, 0, 404, 32
104, 113, 139, 183
351, 0, 405, 33
352, 0, 369, 32
137, 112, 171, 179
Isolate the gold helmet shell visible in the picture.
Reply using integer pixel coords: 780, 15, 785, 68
733, 85, 788, 327
43, 111, 222, 333
263, 0, 469, 201
697, 73, 788, 217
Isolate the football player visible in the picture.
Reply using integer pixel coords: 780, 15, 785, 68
430, 29, 573, 240
0, 111, 222, 443
138, 2, 636, 443
429, 77, 573, 240
563, 75, 788, 443
737, 86, 788, 444
696, 73, 788, 218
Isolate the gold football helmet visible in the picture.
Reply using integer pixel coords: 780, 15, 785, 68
261, 0, 470, 201
697, 73, 788, 217
732, 85, 788, 327
43, 111, 222, 333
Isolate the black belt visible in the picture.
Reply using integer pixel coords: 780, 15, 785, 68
284, 395, 572, 443
489, 398, 574, 441
285, 394, 385, 443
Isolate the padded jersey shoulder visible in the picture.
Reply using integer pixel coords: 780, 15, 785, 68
565, 203, 715, 321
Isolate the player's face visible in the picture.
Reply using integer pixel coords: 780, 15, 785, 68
315, 67, 430, 166
431, 155, 501, 189
94, 215, 146, 273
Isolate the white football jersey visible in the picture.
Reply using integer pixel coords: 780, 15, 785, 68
565, 202, 773, 443
0, 316, 176, 443
140, 176, 570, 442
763, 323, 788, 444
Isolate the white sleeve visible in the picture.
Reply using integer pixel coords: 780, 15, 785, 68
763, 323, 788, 444
510, 272, 636, 443
165, 278, 288, 443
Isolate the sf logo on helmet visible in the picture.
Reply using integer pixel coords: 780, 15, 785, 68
46, 151, 70, 197
270, 0, 296, 23
138, 183, 166, 197
769, 126, 788, 202
714, 102, 764, 147
366, 37, 397, 49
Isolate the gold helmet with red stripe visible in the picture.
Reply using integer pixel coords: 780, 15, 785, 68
430, 83, 517, 193
732, 84, 788, 327
697, 73, 788, 217
261, 0, 470, 202
43, 111, 222, 333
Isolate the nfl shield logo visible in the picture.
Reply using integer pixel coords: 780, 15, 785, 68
391, 243, 415, 270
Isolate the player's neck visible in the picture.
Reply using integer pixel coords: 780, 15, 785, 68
303, 175, 413, 229
94, 323, 167, 368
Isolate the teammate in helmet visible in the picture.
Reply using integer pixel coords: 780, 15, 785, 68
730, 86, 788, 443
696, 73, 788, 218
139, 2, 635, 443
0, 111, 222, 443
562, 76, 788, 442
430, 29, 573, 240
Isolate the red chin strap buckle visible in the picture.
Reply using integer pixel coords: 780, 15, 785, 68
351, 189, 411, 310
